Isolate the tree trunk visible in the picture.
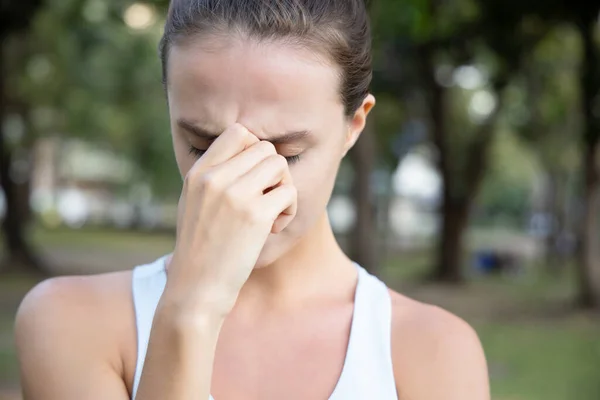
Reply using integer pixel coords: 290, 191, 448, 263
376, 182, 394, 263
433, 195, 470, 282
0, 35, 44, 274
422, 48, 505, 283
577, 146, 599, 308
544, 171, 564, 272
574, 16, 600, 309
427, 73, 469, 283
349, 120, 378, 274
419, 50, 464, 282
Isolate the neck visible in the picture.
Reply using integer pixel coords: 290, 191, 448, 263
236, 213, 354, 310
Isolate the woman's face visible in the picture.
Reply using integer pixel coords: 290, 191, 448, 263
167, 35, 374, 267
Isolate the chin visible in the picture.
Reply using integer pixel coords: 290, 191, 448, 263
253, 256, 275, 270
253, 231, 299, 269
253, 241, 284, 269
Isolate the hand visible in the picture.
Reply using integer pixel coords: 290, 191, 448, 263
164, 123, 298, 318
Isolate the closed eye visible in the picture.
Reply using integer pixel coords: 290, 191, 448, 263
188, 146, 301, 164
188, 146, 206, 158
284, 154, 301, 164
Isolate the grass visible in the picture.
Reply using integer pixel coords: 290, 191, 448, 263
479, 321, 600, 400
31, 226, 175, 254
381, 253, 600, 400
0, 273, 37, 390
1, 227, 599, 399
0, 314, 18, 388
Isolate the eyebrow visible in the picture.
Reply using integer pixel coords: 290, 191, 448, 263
177, 119, 311, 145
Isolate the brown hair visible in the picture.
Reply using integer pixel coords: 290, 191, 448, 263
159, 0, 372, 116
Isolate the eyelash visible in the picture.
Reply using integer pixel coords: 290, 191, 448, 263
188, 146, 206, 158
188, 146, 301, 164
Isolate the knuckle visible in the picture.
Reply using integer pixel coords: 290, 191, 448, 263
198, 171, 221, 193
244, 207, 267, 224
229, 194, 261, 223
223, 185, 240, 206
184, 166, 202, 188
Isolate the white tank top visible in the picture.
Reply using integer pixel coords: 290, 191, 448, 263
130, 255, 398, 399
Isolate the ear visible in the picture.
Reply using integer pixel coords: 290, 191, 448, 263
343, 94, 376, 157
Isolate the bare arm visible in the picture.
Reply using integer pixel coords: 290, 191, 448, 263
392, 299, 490, 400
134, 124, 296, 399
15, 278, 130, 400
133, 301, 223, 399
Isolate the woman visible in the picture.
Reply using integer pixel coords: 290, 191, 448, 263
15, 0, 490, 399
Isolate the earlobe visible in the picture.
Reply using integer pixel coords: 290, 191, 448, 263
343, 94, 376, 156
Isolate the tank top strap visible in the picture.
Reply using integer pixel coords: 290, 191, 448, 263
131, 255, 168, 399
329, 263, 398, 399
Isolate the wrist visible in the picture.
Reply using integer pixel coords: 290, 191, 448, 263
164, 256, 241, 318
155, 298, 225, 339
158, 286, 235, 326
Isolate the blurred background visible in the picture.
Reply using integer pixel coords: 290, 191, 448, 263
1, 0, 599, 399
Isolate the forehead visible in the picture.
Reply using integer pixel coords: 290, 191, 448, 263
166, 35, 344, 134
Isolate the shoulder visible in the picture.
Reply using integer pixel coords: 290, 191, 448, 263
17, 269, 132, 309
388, 290, 490, 400
16, 270, 134, 337
15, 270, 135, 397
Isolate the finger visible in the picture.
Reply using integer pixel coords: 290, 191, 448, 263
199, 123, 259, 168
206, 140, 278, 188
232, 154, 291, 197
260, 184, 298, 233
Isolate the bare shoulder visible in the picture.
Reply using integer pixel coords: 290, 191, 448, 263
388, 290, 490, 400
16, 270, 134, 343
388, 290, 482, 355
15, 270, 135, 399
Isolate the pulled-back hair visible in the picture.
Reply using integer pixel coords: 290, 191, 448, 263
159, 0, 372, 116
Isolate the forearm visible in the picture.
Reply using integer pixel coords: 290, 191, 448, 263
134, 302, 224, 400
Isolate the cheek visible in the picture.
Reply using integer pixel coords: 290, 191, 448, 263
171, 130, 195, 177
291, 146, 343, 218
294, 137, 344, 186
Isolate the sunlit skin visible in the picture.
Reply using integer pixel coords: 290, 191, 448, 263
14, 32, 490, 400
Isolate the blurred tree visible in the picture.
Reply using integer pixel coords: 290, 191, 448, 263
572, 5, 600, 308
349, 120, 379, 272
370, 94, 409, 261
1, 0, 175, 272
23, 0, 177, 199
473, 0, 599, 306
476, 128, 540, 229
372, 0, 552, 282
347, 0, 378, 273
516, 26, 581, 271
0, 0, 45, 273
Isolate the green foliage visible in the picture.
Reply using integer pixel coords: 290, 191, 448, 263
16, 0, 178, 198
515, 25, 582, 174
370, 94, 405, 168
6, 0, 600, 237
371, 0, 479, 42
478, 129, 541, 223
